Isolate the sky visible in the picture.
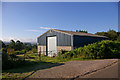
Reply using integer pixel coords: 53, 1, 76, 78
2, 2, 118, 42
2, 0, 120, 2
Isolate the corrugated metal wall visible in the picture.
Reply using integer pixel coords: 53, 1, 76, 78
73, 35, 108, 48
38, 30, 108, 49
37, 30, 72, 46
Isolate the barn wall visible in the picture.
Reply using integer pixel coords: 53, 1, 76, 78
57, 46, 72, 52
38, 45, 46, 55
73, 35, 108, 48
38, 45, 72, 55
37, 30, 72, 46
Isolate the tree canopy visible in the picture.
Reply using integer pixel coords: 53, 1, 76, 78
95, 30, 119, 41
1, 40, 37, 53
76, 30, 88, 33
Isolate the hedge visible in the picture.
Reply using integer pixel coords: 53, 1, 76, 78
61, 40, 120, 59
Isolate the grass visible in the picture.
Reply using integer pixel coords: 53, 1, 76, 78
2, 53, 97, 79
2, 60, 64, 78
2, 54, 66, 78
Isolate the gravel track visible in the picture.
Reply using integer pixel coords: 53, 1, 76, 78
29, 59, 118, 78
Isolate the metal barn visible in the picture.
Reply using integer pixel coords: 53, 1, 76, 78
37, 29, 107, 57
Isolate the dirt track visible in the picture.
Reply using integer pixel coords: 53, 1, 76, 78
29, 59, 118, 78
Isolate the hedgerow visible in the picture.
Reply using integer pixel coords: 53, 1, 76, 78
60, 40, 120, 59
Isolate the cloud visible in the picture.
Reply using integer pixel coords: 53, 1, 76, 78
2, 37, 37, 43
26, 30, 41, 32
2, 37, 20, 42
40, 27, 51, 30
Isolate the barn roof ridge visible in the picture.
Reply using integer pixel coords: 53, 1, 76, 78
53, 29, 108, 38
37, 29, 108, 38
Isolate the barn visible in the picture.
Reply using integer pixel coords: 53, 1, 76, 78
37, 29, 108, 57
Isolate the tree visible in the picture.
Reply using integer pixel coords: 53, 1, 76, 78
15, 40, 24, 51
117, 35, 120, 42
0, 40, 6, 48
76, 30, 79, 32
95, 32, 107, 36
9, 40, 15, 49
76, 30, 88, 33
95, 29, 118, 41
107, 30, 118, 40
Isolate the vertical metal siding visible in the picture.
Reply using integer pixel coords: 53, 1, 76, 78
37, 30, 72, 46
73, 35, 108, 48
38, 30, 107, 49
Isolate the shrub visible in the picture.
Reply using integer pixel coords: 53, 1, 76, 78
57, 49, 68, 58
61, 40, 120, 59
14, 50, 26, 55
2, 52, 29, 70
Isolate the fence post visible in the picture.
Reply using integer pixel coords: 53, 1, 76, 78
39, 51, 41, 61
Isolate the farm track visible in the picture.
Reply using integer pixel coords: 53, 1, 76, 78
26, 59, 118, 79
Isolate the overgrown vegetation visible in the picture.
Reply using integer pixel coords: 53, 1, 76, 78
1, 40, 37, 70
58, 40, 120, 59
95, 29, 120, 41
2, 52, 38, 70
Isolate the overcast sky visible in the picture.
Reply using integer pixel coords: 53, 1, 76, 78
2, 2, 118, 42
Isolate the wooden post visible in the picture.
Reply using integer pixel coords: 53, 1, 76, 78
39, 51, 41, 61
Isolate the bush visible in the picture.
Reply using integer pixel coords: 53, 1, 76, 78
61, 40, 120, 59
117, 35, 120, 42
57, 49, 68, 58
14, 50, 26, 55
2, 52, 28, 70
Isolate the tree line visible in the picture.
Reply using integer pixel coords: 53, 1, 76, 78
95, 29, 120, 41
1, 40, 37, 54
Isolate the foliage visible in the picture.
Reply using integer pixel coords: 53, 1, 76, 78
57, 49, 68, 58
0, 40, 6, 49
15, 40, 24, 51
61, 40, 120, 59
117, 34, 120, 42
8, 40, 15, 49
95, 29, 119, 41
2, 52, 22, 70
1, 40, 37, 54
76, 29, 88, 33
2, 52, 39, 70
1, 40, 37, 70
14, 50, 26, 55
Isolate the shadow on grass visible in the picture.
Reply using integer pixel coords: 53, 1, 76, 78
2, 60, 64, 73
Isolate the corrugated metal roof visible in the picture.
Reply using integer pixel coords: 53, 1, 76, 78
53, 29, 108, 38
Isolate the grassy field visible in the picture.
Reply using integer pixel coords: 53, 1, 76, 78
2, 53, 97, 79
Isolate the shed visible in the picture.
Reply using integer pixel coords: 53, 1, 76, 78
37, 29, 108, 57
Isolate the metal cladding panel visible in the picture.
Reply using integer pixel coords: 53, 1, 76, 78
73, 35, 108, 48
37, 30, 72, 46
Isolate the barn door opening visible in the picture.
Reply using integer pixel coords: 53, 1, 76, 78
47, 36, 57, 57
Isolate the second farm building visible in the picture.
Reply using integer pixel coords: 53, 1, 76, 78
37, 29, 108, 57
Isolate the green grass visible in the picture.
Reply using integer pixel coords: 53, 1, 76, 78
71, 57, 100, 61
2, 53, 97, 79
2, 60, 63, 78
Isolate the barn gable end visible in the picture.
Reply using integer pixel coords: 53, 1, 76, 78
37, 29, 73, 56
